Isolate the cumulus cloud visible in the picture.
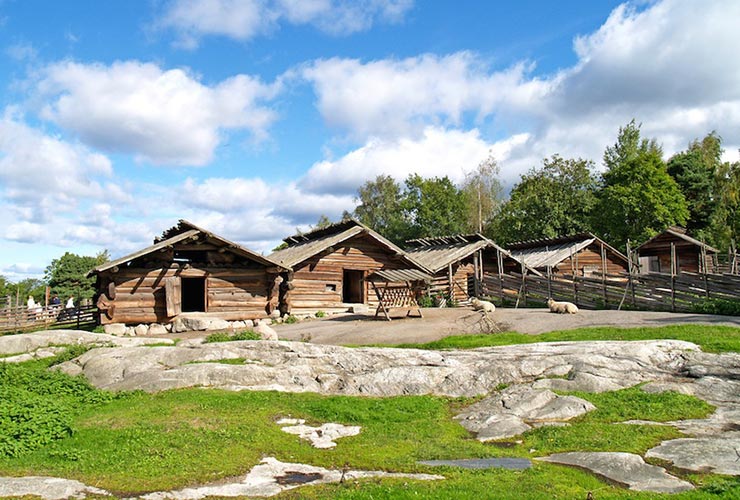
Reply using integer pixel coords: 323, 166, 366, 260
302, 53, 551, 139
35, 60, 280, 166
300, 126, 530, 195
160, 0, 413, 48
0, 111, 127, 226
301, 0, 740, 175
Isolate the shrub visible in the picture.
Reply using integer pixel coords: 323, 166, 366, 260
692, 298, 740, 316
0, 357, 116, 457
283, 315, 298, 324
418, 295, 434, 308
315, 310, 326, 318
204, 330, 260, 343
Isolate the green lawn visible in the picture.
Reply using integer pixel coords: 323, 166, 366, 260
0, 330, 738, 499
389, 325, 740, 353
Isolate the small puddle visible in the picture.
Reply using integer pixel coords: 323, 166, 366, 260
275, 471, 324, 485
418, 458, 531, 470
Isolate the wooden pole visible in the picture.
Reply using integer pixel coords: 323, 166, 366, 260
497, 249, 504, 305
670, 242, 676, 312
448, 263, 454, 302
600, 242, 608, 308
547, 265, 552, 299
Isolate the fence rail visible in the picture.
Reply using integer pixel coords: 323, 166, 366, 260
481, 270, 740, 312
0, 304, 97, 334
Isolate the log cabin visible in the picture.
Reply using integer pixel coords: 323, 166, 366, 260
637, 226, 719, 274
507, 233, 629, 277
268, 219, 432, 315
405, 234, 540, 303
89, 220, 287, 325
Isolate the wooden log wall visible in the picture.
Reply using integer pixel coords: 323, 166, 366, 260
97, 266, 272, 324
427, 262, 474, 303
556, 244, 628, 276
289, 234, 408, 314
481, 270, 740, 312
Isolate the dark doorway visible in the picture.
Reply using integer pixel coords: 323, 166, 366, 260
342, 270, 364, 303
181, 277, 206, 312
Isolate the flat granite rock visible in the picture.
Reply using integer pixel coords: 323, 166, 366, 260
0, 476, 110, 500
536, 452, 694, 493
646, 437, 740, 476
135, 457, 443, 499
54, 339, 700, 396
454, 384, 595, 441
0, 330, 174, 356
418, 458, 531, 470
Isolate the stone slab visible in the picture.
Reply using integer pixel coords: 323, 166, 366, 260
536, 452, 694, 493
0, 476, 110, 500
646, 437, 740, 476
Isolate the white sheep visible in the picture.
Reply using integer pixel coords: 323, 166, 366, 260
470, 297, 496, 314
547, 298, 579, 314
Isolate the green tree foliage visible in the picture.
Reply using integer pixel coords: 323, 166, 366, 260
44, 251, 110, 302
354, 174, 469, 244
493, 155, 598, 244
461, 154, 503, 233
402, 174, 468, 241
667, 132, 722, 238
710, 158, 740, 251
353, 174, 409, 244
0, 278, 46, 305
593, 121, 689, 250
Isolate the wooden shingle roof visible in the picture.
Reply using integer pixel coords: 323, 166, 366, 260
405, 233, 539, 274
268, 218, 431, 273
507, 233, 628, 270
637, 226, 720, 254
90, 220, 284, 274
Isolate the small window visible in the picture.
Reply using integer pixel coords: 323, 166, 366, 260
325, 284, 337, 292
648, 256, 661, 273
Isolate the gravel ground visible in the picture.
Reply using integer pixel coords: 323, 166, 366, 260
272, 307, 740, 346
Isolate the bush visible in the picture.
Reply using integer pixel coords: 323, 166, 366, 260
0, 358, 116, 457
204, 330, 261, 343
315, 311, 326, 318
692, 298, 740, 316
418, 295, 434, 308
283, 315, 298, 324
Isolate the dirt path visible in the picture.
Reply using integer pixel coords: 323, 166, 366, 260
272, 307, 740, 346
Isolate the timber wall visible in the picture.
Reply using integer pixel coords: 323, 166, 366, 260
288, 234, 408, 314
554, 244, 628, 276
98, 266, 272, 324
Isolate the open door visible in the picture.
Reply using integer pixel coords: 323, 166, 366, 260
181, 277, 206, 312
342, 270, 364, 303
165, 277, 182, 317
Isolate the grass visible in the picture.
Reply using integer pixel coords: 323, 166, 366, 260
203, 329, 261, 343
0, 358, 734, 498
389, 325, 740, 353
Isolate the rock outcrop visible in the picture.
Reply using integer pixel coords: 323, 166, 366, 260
536, 452, 694, 493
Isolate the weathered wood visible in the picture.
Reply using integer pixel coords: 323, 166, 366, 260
165, 277, 182, 317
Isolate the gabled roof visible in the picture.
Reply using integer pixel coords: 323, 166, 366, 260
405, 233, 540, 275
507, 233, 628, 270
637, 226, 720, 254
90, 220, 284, 274
269, 218, 431, 272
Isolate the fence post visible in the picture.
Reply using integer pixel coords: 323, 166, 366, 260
600, 242, 608, 308
76, 305, 80, 329
670, 242, 676, 312
547, 266, 552, 299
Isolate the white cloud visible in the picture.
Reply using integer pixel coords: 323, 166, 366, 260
160, 0, 412, 47
300, 126, 530, 195
35, 60, 280, 166
0, 110, 127, 225
302, 0, 740, 173
302, 53, 551, 139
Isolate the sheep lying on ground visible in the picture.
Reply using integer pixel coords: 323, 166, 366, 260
547, 298, 579, 314
471, 297, 496, 314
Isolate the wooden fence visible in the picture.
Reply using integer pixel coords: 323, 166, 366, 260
480, 271, 740, 312
0, 304, 97, 334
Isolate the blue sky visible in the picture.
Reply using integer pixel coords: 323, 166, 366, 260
1, 0, 739, 281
